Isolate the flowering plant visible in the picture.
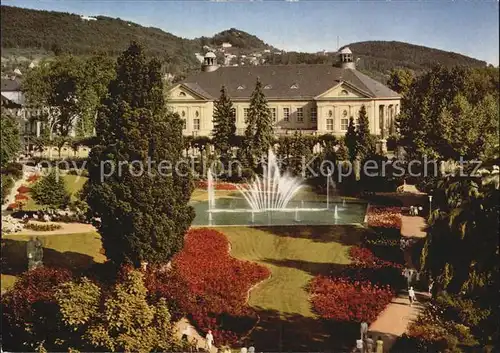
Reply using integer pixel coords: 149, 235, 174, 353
367, 206, 402, 229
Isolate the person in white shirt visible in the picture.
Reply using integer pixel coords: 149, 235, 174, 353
206, 330, 214, 351
408, 286, 416, 306
356, 338, 364, 353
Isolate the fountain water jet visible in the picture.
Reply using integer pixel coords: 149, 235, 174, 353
334, 205, 339, 219
236, 149, 304, 211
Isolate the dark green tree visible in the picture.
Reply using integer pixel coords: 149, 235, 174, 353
345, 116, 357, 162
243, 79, 273, 169
86, 42, 194, 267
211, 86, 236, 163
387, 68, 414, 96
1, 107, 21, 168
31, 170, 70, 208
356, 105, 375, 160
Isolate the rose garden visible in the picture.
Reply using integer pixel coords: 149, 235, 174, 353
1, 43, 498, 353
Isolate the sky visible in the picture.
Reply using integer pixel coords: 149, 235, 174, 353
3, 0, 499, 65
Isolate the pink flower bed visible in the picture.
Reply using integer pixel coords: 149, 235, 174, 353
367, 206, 402, 229
196, 181, 247, 191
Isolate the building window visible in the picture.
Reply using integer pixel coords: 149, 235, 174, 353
179, 92, 186, 97
328, 110, 333, 118
237, 85, 245, 90
283, 108, 290, 122
341, 117, 349, 131
193, 119, 200, 131
181, 110, 186, 118
311, 107, 317, 123
342, 109, 348, 117
326, 119, 334, 131
195, 111, 199, 118
271, 108, 277, 123
243, 108, 249, 121
290, 83, 299, 89
296, 108, 304, 123
340, 89, 348, 96
264, 85, 272, 90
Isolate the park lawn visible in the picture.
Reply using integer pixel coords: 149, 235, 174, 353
217, 225, 370, 350
1, 232, 105, 293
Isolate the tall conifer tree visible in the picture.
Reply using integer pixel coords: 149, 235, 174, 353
86, 42, 194, 266
243, 79, 274, 169
212, 86, 236, 163
356, 105, 375, 159
345, 116, 358, 161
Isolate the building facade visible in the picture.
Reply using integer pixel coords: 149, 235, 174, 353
166, 47, 401, 139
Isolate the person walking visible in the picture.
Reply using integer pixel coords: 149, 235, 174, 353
356, 338, 364, 353
360, 321, 368, 340
376, 336, 384, 353
408, 286, 416, 306
365, 335, 374, 353
205, 330, 214, 352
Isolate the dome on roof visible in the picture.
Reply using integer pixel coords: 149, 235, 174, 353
205, 52, 217, 58
339, 47, 352, 54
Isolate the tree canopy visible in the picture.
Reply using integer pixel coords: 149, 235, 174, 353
86, 42, 194, 267
1, 107, 21, 167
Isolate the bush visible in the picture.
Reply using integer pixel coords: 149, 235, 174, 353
309, 276, 394, 323
2, 162, 23, 179
364, 229, 404, 264
1, 267, 73, 351
24, 223, 63, 231
1, 175, 15, 203
147, 228, 270, 345
30, 170, 70, 208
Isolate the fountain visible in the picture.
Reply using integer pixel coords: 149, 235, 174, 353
236, 149, 304, 211
196, 149, 367, 226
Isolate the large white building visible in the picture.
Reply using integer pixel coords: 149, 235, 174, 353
166, 47, 401, 139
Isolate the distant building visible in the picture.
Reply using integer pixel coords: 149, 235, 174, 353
166, 47, 400, 138
80, 15, 97, 21
263, 49, 271, 53
194, 53, 205, 63
221, 42, 232, 48
13, 68, 22, 76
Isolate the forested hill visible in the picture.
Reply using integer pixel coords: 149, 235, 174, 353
1, 5, 489, 82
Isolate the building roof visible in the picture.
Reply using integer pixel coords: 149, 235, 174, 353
339, 47, 352, 54
1, 78, 22, 92
205, 52, 217, 58
179, 65, 400, 100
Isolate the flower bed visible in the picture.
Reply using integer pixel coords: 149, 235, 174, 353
14, 194, 28, 201
309, 276, 394, 323
147, 228, 270, 345
6, 202, 23, 211
367, 206, 402, 229
195, 181, 244, 191
27, 174, 41, 183
24, 223, 63, 232
17, 185, 31, 194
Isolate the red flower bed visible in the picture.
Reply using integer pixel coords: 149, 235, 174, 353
6, 202, 20, 210
17, 185, 31, 194
14, 194, 28, 201
196, 181, 244, 191
27, 174, 40, 183
367, 206, 402, 229
309, 276, 393, 323
147, 228, 270, 345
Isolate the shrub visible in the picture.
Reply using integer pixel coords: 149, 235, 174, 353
1, 175, 15, 203
30, 170, 70, 208
367, 206, 402, 229
309, 276, 394, 323
1, 267, 73, 351
2, 162, 23, 179
17, 185, 31, 194
24, 223, 63, 231
147, 228, 270, 345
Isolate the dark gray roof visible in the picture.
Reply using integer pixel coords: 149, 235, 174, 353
179, 65, 400, 100
1, 78, 22, 92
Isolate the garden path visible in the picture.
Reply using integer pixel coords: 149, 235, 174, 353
365, 290, 429, 353
401, 215, 427, 238
20, 221, 96, 235
174, 318, 219, 353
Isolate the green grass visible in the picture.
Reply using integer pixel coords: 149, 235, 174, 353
216, 225, 370, 350
1, 232, 105, 293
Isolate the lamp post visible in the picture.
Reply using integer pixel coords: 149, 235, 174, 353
428, 195, 433, 216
